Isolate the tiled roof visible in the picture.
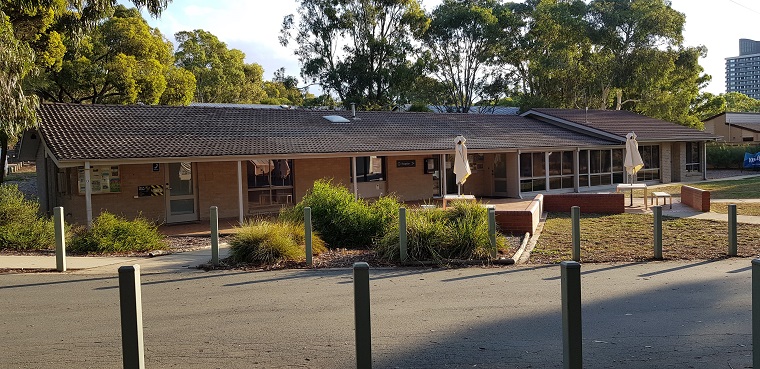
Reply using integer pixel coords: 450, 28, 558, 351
525, 108, 718, 142
37, 103, 616, 162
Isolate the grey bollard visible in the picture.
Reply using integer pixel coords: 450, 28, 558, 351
561, 261, 582, 369
399, 208, 407, 262
729, 204, 737, 257
754, 259, 760, 369
653, 206, 663, 260
571, 206, 581, 262
118, 265, 145, 369
305, 207, 313, 266
488, 207, 497, 259
354, 262, 372, 369
54, 207, 66, 272
210, 206, 219, 266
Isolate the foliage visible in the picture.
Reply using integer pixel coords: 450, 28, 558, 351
707, 143, 760, 169
0, 184, 55, 250
0, 12, 39, 183
28, 5, 193, 105
281, 0, 429, 109
693, 92, 760, 122
376, 201, 509, 262
69, 212, 167, 254
229, 219, 327, 264
280, 179, 400, 248
421, 0, 523, 112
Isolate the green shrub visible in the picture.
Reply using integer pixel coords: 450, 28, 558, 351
376, 201, 509, 262
280, 179, 400, 248
230, 220, 327, 264
69, 212, 167, 254
0, 184, 56, 250
707, 143, 760, 169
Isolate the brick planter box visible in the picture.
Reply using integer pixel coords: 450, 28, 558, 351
681, 185, 710, 212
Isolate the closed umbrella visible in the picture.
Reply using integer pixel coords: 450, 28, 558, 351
453, 135, 471, 196
624, 132, 644, 183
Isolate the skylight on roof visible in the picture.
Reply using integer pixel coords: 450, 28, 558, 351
322, 115, 351, 123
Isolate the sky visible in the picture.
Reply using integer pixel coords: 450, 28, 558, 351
137, 0, 760, 96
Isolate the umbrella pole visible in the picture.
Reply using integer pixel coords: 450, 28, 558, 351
458, 183, 462, 196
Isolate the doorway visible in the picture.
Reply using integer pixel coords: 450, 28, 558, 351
165, 162, 198, 223
494, 153, 508, 196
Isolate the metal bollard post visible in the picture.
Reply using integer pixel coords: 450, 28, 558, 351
54, 207, 66, 272
729, 204, 737, 257
210, 206, 219, 266
571, 206, 581, 262
305, 207, 313, 266
488, 207, 497, 259
354, 262, 372, 369
399, 208, 407, 262
753, 259, 760, 369
118, 265, 145, 369
561, 261, 582, 369
653, 205, 663, 260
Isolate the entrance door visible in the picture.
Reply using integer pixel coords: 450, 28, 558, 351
494, 153, 508, 196
165, 162, 198, 223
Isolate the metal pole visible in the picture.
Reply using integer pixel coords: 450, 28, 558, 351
729, 204, 738, 257
354, 262, 372, 369
753, 259, 760, 369
399, 208, 407, 262
571, 206, 581, 262
305, 207, 313, 266
210, 206, 219, 266
488, 207, 497, 259
54, 206, 66, 272
118, 265, 145, 369
561, 261, 582, 369
653, 205, 663, 260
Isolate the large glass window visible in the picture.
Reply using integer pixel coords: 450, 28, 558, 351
247, 159, 294, 207
578, 149, 624, 187
519, 152, 546, 192
686, 142, 701, 172
351, 156, 386, 182
636, 145, 661, 181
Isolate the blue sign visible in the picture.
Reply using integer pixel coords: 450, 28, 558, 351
744, 152, 760, 169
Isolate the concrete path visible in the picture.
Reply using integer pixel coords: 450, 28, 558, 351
0, 244, 230, 274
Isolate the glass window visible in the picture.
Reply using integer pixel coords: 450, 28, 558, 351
351, 156, 386, 182
562, 151, 574, 175
686, 142, 701, 172
532, 153, 545, 177
520, 153, 532, 178
549, 152, 561, 176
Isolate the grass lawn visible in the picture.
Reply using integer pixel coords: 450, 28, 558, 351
529, 212, 760, 264
711, 202, 760, 216
624, 176, 760, 199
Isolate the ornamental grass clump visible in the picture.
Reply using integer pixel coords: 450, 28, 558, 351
377, 201, 508, 262
69, 212, 167, 254
0, 184, 56, 250
230, 220, 327, 264
280, 179, 400, 248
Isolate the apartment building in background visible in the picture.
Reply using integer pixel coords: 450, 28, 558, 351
726, 38, 760, 99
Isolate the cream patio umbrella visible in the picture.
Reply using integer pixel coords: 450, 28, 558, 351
624, 132, 645, 183
453, 135, 471, 196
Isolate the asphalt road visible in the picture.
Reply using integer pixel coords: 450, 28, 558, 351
0, 258, 755, 368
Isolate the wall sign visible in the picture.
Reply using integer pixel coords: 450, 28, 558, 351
152, 163, 160, 172
138, 185, 164, 197
396, 160, 416, 168
78, 165, 120, 194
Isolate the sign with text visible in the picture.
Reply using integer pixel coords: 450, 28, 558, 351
744, 152, 760, 169
396, 160, 416, 168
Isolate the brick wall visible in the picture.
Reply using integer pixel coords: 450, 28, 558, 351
681, 185, 710, 212
494, 194, 542, 234
387, 155, 436, 201
293, 157, 350, 201
543, 193, 624, 214
197, 161, 242, 220
660, 143, 672, 183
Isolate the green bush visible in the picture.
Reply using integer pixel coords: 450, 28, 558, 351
376, 201, 509, 262
707, 143, 760, 169
0, 184, 56, 250
69, 212, 167, 254
230, 220, 327, 264
280, 179, 400, 248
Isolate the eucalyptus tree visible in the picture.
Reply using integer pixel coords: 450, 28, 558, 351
281, 0, 428, 110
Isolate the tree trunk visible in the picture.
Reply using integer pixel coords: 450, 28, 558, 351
616, 90, 623, 110
0, 133, 8, 184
